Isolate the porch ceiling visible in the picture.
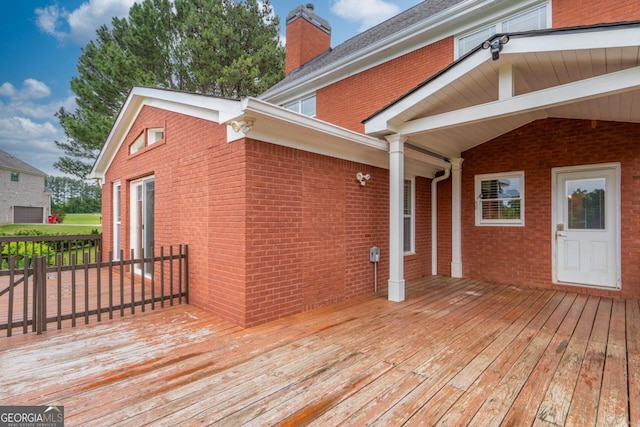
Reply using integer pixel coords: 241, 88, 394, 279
365, 23, 640, 160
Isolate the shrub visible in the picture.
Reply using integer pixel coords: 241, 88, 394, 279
1, 242, 54, 269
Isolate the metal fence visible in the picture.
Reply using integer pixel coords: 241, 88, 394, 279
0, 244, 189, 337
0, 233, 102, 271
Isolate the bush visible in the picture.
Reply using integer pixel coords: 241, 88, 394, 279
1, 242, 54, 269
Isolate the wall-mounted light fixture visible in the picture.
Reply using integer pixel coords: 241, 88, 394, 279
482, 35, 509, 61
230, 117, 255, 134
356, 172, 371, 186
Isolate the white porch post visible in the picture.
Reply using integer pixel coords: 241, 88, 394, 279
451, 158, 464, 278
387, 134, 406, 302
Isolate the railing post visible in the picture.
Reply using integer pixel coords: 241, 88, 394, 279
34, 257, 47, 335
184, 244, 189, 304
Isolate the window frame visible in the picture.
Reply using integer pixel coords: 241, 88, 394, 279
455, 2, 550, 58
129, 126, 165, 155
404, 177, 416, 254
113, 181, 121, 260
475, 171, 525, 226
10, 172, 19, 182
284, 94, 317, 117
147, 128, 165, 145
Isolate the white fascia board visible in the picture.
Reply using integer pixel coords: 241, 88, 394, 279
365, 52, 489, 135
89, 87, 241, 183
502, 26, 640, 55
261, 0, 499, 105
225, 97, 390, 169
399, 65, 640, 135
240, 97, 388, 151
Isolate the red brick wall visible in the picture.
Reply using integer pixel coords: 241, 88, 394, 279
243, 141, 387, 326
457, 118, 640, 299
102, 106, 249, 325
317, 38, 453, 133
285, 17, 331, 75
102, 107, 433, 327
553, 0, 640, 27
242, 141, 432, 326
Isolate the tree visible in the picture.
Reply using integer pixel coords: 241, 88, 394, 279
55, 0, 284, 179
45, 176, 102, 213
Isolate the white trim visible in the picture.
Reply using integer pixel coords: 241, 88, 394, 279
365, 51, 489, 136
387, 134, 406, 302
404, 177, 416, 255
366, 25, 640, 138
474, 171, 525, 226
398, 66, 640, 136
451, 158, 464, 278
226, 97, 395, 172
112, 180, 121, 261
551, 162, 621, 289
89, 87, 241, 184
431, 167, 451, 275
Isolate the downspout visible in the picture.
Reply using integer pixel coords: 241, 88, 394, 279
431, 166, 451, 275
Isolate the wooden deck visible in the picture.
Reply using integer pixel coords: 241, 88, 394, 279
1, 276, 638, 426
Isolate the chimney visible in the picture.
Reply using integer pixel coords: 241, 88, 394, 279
285, 4, 331, 76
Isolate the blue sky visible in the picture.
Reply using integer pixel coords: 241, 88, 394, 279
0, 0, 421, 178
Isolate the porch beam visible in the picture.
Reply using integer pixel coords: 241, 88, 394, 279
398, 66, 640, 135
387, 134, 407, 302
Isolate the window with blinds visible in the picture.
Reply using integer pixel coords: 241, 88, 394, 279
475, 171, 524, 226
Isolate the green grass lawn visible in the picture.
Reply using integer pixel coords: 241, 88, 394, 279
60, 213, 102, 225
0, 213, 102, 236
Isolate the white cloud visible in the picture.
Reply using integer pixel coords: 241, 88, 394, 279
0, 79, 76, 177
36, 0, 138, 45
0, 79, 52, 102
0, 116, 67, 176
330, 0, 401, 31
0, 95, 76, 121
0, 83, 16, 98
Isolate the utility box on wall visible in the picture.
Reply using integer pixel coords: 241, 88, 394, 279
369, 246, 380, 263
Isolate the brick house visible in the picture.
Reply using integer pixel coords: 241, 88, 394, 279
90, 0, 640, 327
0, 149, 51, 225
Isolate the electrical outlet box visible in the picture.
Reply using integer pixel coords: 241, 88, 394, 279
369, 246, 380, 263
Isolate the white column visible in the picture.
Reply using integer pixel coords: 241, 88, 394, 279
451, 158, 464, 278
387, 134, 407, 302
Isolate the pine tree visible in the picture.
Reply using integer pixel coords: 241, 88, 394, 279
55, 0, 284, 178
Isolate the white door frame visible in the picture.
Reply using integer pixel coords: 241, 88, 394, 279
551, 162, 621, 289
113, 181, 121, 260
130, 176, 154, 276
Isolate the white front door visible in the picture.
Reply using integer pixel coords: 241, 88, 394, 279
553, 164, 620, 289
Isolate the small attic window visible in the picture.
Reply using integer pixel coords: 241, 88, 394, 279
130, 126, 165, 155
130, 133, 144, 155
147, 128, 164, 145
10, 172, 19, 182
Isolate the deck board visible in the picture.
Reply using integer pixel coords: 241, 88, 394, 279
0, 276, 638, 426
